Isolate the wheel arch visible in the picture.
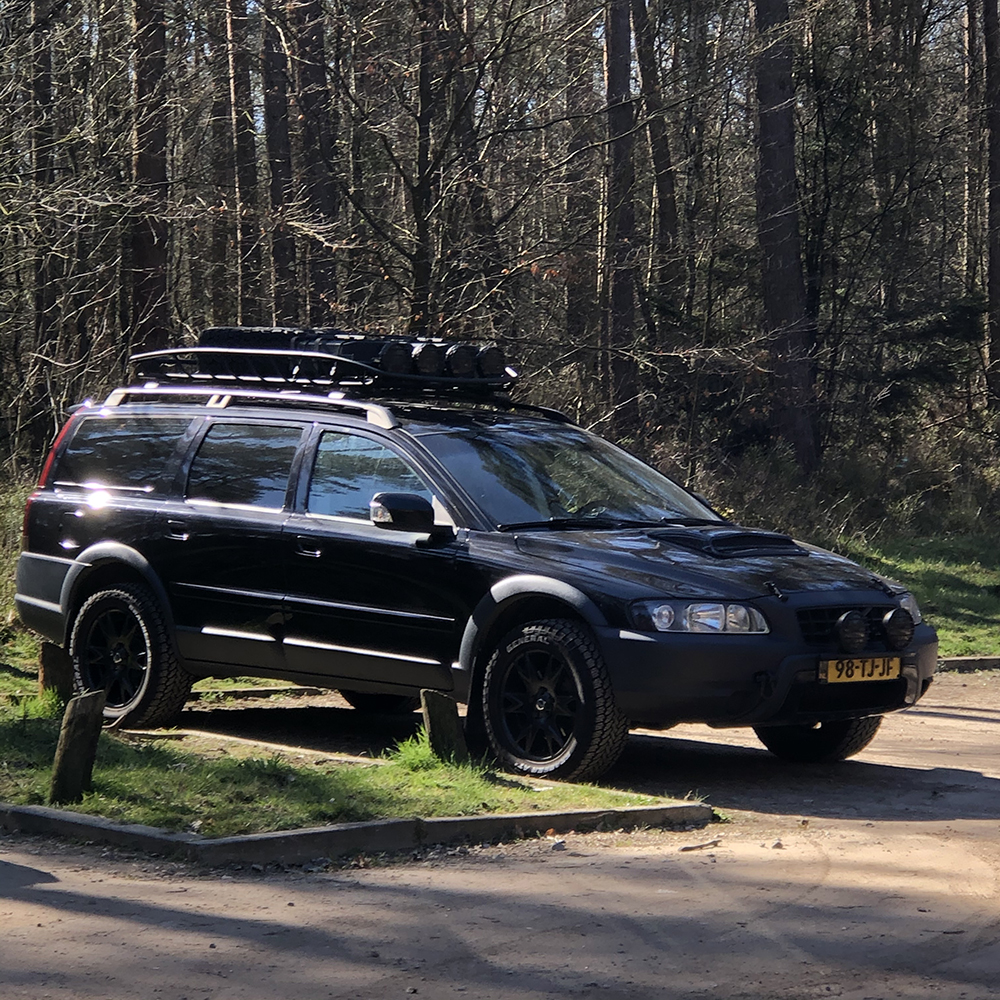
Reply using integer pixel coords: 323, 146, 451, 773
60, 543, 177, 650
457, 574, 606, 711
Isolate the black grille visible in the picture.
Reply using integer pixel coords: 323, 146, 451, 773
797, 605, 895, 646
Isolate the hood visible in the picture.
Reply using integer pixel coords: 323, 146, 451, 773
512, 523, 896, 600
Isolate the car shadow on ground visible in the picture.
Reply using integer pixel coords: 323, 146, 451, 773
606, 730, 1000, 823
178, 701, 1000, 825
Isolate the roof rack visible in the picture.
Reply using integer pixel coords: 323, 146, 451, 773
102, 385, 399, 429
130, 331, 516, 397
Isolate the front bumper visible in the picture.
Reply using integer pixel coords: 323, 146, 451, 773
595, 621, 938, 729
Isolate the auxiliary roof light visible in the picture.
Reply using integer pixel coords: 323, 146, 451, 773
477, 345, 506, 378
412, 341, 447, 376
379, 341, 414, 375
445, 343, 479, 378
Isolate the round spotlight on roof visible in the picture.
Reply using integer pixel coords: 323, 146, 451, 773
882, 607, 915, 650
835, 610, 869, 654
379, 341, 414, 375
412, 341, 447, 376
445, 343, 478, 378
477, 345, 506, 379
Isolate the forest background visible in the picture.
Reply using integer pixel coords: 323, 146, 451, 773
2, 0, 1000, 657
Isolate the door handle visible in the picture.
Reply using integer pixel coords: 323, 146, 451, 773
166, 520, 190, 541
295, 536, 322, 558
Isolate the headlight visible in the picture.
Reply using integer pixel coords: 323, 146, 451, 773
632, 600, 769, 634
898, 593, 922, 624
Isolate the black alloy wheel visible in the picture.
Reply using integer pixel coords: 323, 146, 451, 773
482, 618, 628, 781
70, 583, 192, 727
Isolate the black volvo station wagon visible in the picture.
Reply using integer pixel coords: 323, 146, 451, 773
16, 328, 938, 780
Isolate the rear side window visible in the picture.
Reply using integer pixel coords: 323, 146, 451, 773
56, 415, 192, 490
186, 422, 303, 508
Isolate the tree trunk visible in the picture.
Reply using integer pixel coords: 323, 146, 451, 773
603, 0, 640, 439
208, 3, 236, 325
131, 0, 169, 352
753, 0, 818, 471
630, 0, 681, 326
290, 0, 339, 325
262, 0, 297, 324
985, 0, 1000, 396
227, 0, 263, 326
564, 0, 601, 370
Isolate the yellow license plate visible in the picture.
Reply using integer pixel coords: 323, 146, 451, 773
819, 656, 902, 684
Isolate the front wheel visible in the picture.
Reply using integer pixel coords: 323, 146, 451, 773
482, 618, 629, 781
70, 583, 192, 727
753, 716, 882, 763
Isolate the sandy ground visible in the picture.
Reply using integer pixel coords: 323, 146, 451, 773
3, 671, 1000, 999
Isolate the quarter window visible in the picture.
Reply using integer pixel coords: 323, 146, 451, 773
307, 432, 433, 519
186, 423, 303, 508
57, 415, 192, 490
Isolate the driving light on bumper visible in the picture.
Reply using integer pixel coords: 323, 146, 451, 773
632, 601, 769, 634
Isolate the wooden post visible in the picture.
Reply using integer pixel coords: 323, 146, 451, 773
49, 690, 106, 804
420, 689, 469, 764
38, 642, 74, 701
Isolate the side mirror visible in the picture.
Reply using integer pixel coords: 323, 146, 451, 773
370, 492, 435, 533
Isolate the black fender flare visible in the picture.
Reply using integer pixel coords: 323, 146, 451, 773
60, 542, 177, 650
455, 574, 607, 702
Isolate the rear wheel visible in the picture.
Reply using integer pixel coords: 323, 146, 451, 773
70, 583, 192, 727
339, 690, 421, 715
753, 716, 882, 763
482, 618, 628, 781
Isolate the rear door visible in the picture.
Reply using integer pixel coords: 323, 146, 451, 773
281, 426, 463, 690
151, 418, 307, 673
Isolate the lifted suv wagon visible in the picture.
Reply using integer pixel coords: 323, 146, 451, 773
16, 328, 938, 780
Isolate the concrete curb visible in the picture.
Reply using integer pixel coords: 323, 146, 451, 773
937, 657, 1000, 673
0, 801, 713, 866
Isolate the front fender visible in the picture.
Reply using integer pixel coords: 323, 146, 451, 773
454, 574, 608, 701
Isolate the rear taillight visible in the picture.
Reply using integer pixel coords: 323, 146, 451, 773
37, 412, 83, 489
21, 490, 39, 549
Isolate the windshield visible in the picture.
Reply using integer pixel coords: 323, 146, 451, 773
417, 420, 722, 529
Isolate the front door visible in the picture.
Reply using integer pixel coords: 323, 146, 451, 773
281, 428, 463, 691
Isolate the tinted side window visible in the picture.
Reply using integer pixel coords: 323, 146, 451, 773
307, 432, 432, 518
57, 416, 192, 490
186, 423, 303, 508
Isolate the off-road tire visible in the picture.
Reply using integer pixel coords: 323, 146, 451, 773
482, 618, 629, 781
69, 583, 193, 728
339, 690, 421, 715
753, 716, 883, 763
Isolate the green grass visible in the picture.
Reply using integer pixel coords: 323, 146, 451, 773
840, 535, 1000, 658
0, 705, 671, 837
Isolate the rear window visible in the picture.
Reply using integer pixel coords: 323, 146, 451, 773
56, 415, 192, 490
185, 422, 303, 508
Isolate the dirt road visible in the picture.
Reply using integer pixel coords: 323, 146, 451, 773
2, 671, 1000, 999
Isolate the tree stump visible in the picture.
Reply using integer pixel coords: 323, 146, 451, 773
38, 642, 74, 701
420, 689, 469, 764
49, 690, 106, 805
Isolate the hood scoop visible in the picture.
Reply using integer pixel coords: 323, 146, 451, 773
650, 527, 806, 559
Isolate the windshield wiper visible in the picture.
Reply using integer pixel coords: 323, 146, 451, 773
496, 515, 725, 532
497, 516, 625, 532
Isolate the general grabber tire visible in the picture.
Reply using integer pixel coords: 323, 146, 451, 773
339, 690, 421, 715
482, 618, 629, 781
753, 715, 883, 763
69, 583, 193, 728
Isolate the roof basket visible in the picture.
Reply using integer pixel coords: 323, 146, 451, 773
130, 327, 517, 395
